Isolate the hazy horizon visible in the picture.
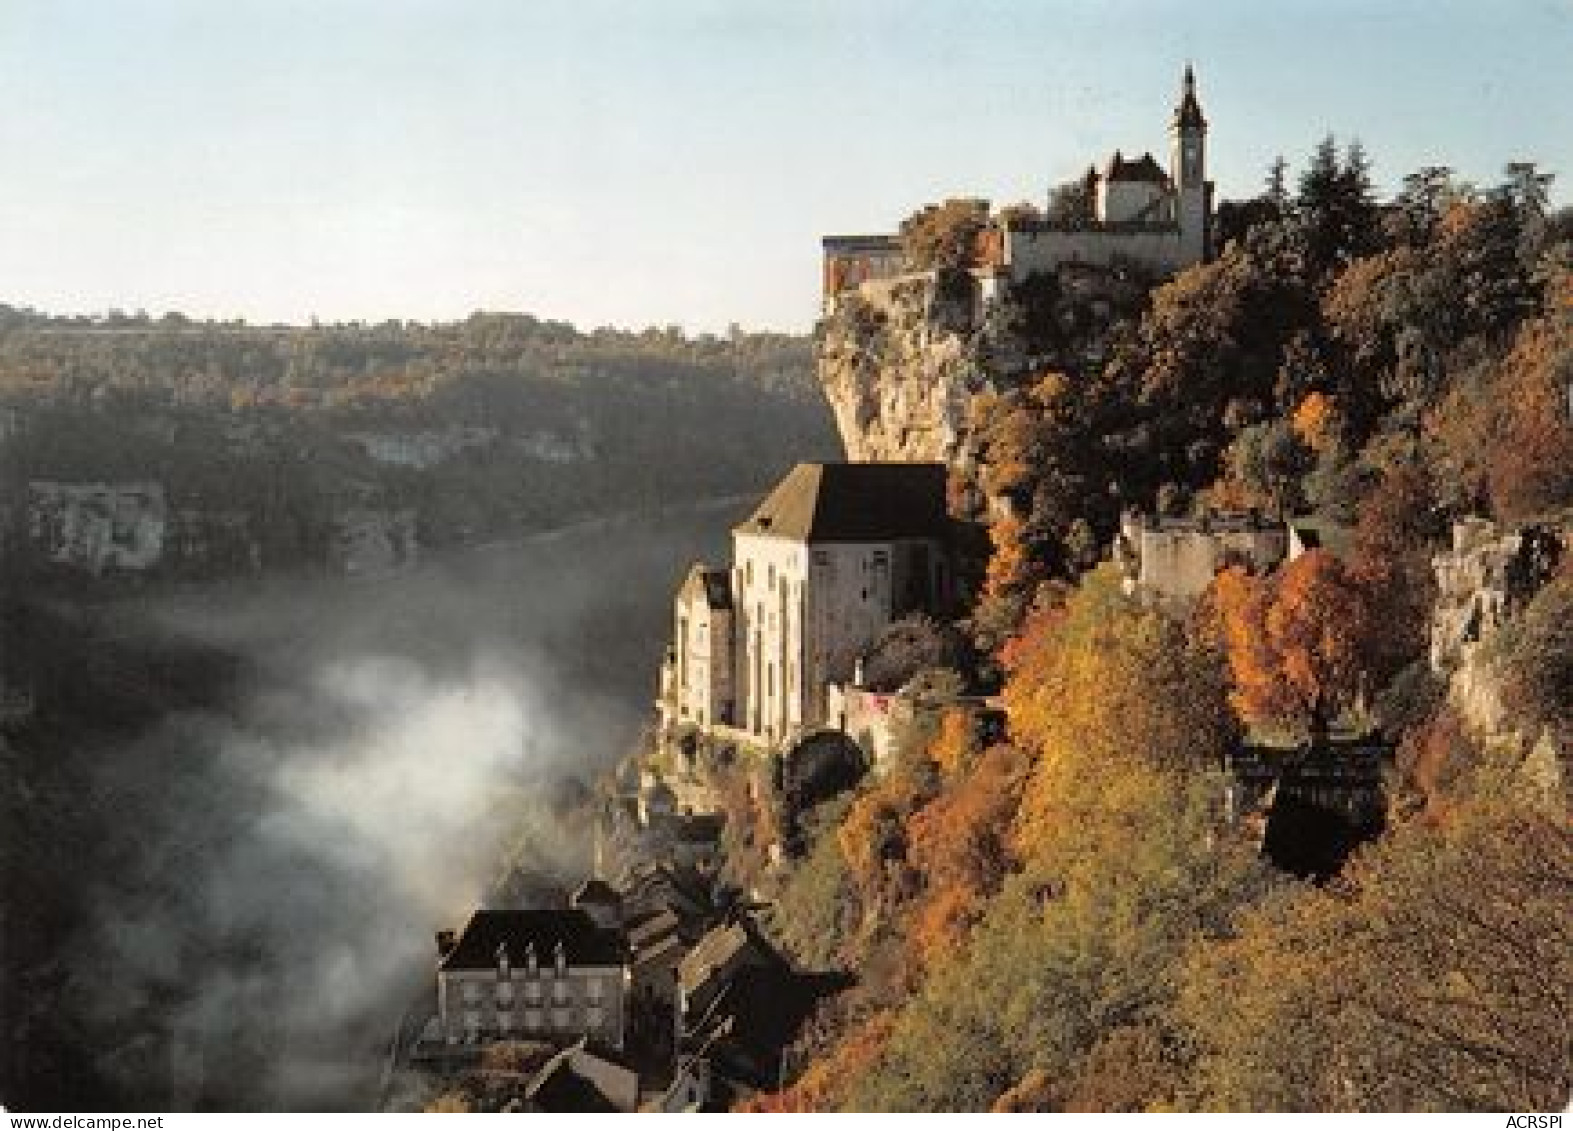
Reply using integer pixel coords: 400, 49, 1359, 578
2, 0, 1570, 334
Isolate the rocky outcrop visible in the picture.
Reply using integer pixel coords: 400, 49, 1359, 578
1428, 517, 1567, 805
816, 270, 997, 466
817, 262, 1154, 470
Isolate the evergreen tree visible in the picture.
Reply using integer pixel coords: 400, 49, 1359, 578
1294, 135, 1381, 277
1264, 155, 1289, 208
1393, 165, 1456, 244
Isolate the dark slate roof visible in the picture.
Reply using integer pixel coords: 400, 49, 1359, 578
628, 907, 682, 948
678, 923, 759, 995
733, 462, 949, 544
701, 571, 731, 610
527, 1055, 619, 1113
572, 878, 621, 907
682, 564, 733, 610
440, 909, 625, 971
1172, 64, 1207, 130
1103, 151, 1169, 184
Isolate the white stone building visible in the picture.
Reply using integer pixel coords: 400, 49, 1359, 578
668, 566, 735, 729
659, 462, 951, 749
434, 909, 629, 1050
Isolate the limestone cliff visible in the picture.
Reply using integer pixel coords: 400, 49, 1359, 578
816, 263, 1152, 471
816, 269, 998, 466
1427, 518, 1567, 805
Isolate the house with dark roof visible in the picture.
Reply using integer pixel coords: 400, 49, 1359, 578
435, 909, 630, 1050
524, 1039, 641, 1113
678, 922, 775, 1024
659, 460, 953, 750
670, 917, 849, 1108
571, 878, 623, 930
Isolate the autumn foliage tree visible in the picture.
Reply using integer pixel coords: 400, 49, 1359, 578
968, 372, 1107, 644
1209, 549, 1379, 734
905, 742, 1026, 969
1002, 566, 1236, 859
899, 198, 992, 269
1179, 801, 1572, 1110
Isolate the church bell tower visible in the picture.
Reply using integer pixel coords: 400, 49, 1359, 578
1170, 64, 1210, 264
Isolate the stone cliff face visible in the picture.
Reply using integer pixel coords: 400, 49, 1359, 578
1427, 518, 1567, 805
816, 270, 999, 467
816, 263, 1151, 471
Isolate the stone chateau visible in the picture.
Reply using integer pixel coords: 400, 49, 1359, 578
815, 68, 1216, 468
821, 65, 1212, 311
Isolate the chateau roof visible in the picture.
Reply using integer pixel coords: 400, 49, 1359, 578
1103, 150, 1168, 184
440, 909, 625, 971
734, 462, 949, 544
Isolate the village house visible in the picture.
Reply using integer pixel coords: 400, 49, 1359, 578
521, 1039, 641, 1113
658, 461, 953, 753
677, 922, 776, 1027
669, 915, 840, 1109
821, 66, 1212, 312
570, 878, 623, 931
628, 908, 688, 1008
1114, 508, 1294, 604
433, 909, 630, 1051
342, 426, 499, 469
594, 769, 727, 881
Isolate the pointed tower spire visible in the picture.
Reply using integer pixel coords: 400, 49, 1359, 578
1173, 63, 1207, 130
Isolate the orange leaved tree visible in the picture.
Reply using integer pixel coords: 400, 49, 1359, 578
1209, 549, 1377, 733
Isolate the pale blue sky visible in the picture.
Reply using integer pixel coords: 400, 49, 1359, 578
1, 0, 1569, 332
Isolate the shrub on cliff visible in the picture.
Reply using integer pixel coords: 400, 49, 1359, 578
899, 198, 990, 270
